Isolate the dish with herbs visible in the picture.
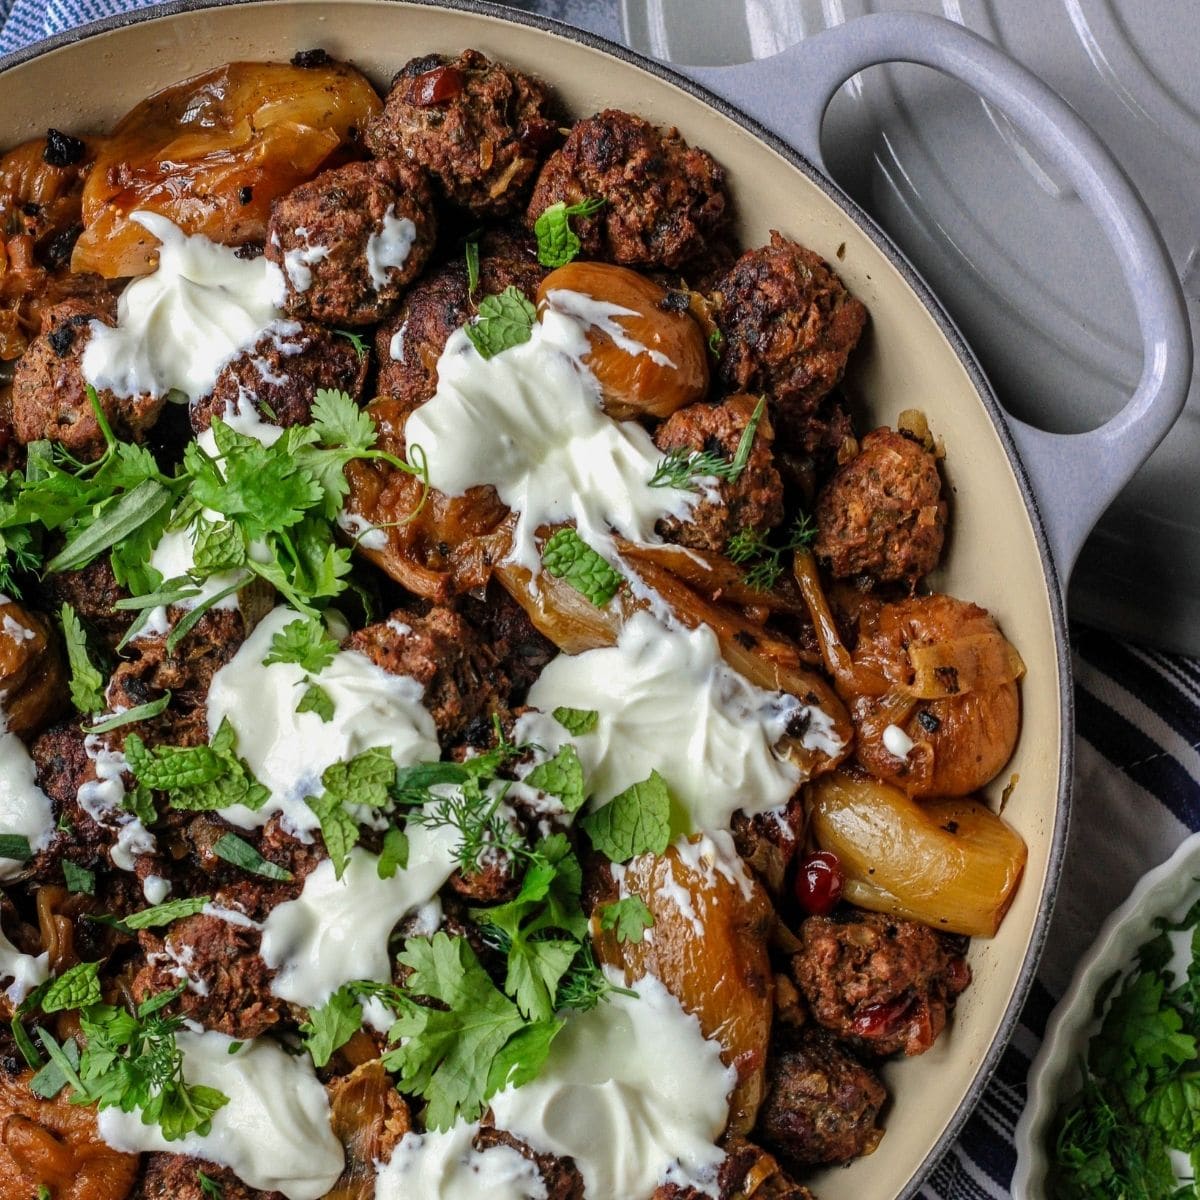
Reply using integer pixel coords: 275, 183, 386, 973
0, 45, 1029, 1200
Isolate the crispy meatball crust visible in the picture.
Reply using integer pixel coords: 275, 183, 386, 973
375, 228, 545, 414
814, 427, 945, 587
366, 49, 558, 217
193, 321, 369, 434
266, 158, 436, 327
475, 1126, 585, 1200
653, 393, 784, 553
345, 606, 511, 745
527, 109, 728, 270
39, 557, 133, 649
790, 910, 971, 1057
11, 297, 164, 460
134, 1154, 285, 1200
713, 232, 866, 444
755, 1030, 887, 1167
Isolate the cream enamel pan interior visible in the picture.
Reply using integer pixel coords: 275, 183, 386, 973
0, 3, 1067, 1197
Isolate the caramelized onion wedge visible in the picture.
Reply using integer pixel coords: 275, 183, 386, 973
907, 633, 1026, 699
73, 61, 382, 277
809, 772, 1027, 937
326, 1060, 412, 1200
537, 262, 709, 421
595, 837, 774, 1134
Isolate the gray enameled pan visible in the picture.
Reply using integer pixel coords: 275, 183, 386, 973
0, 3, 1191, 1197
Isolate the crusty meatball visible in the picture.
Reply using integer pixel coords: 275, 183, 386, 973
132, 914, 281, 1039
713, 232, 866, 446
731, 794, 805, 897
39, 557, 133, 650
457, 581, 557, 701
266, 158, 436, 327
134, 1154, 284, 1200
653, 1137, 815, 1200
366, 49, 557, 217
789, 910, 971, 1057
654, 393, 784, 553
345, 606, 510, 745
474, 1127, 584, 1200
755, 1030, 887, 1167
814, 427, 945, 587
0, 598, 65, 738
375, 228, 545, 414
192, 321, 369, 434
527, 109, 728, 270
11, 297, 164, 460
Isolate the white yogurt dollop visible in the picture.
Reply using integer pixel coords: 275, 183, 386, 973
0, 717, 54, 880
83, 211, 289, 402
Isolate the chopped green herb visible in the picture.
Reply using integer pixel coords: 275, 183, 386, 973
552, 706, 598, 736
649, 396, 766, 491
533, 197, 606, 268
525, 744, 586, 813
333, 329, 369, 362
60, 602, 105, 715
212, 833, 293, 881
85, 690, 172, 735
579, 770, 672, 862
707, 326, 723, 357
28, 1034, 80, 1099
263, 615, 339, 674
62, 860, 95, 895
378, 826, 410, 879
463, 287, 537, 360
726, 513, 818, 592
41, 961, 102, 1013
92, 895, 210, 934
541, 527, 623, 606
296, 682, 335, 722
304, 746, 397, 877
600, 895, 655, 944
465, 239, 481, 299
197, 1170, 225, 1199
0, 834, 32, 862
300, 984, 364, 1068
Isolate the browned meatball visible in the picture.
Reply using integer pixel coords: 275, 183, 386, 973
39, 557, 133, 649
654, 393, 784, 553
731, 793, 805, 897
11, 297, 164, 460
375, 229, 545, 414
192, 321, 370, 434
266, 159, 436, 327
527, 109, 728, 270
345, 606, 510, 745
131, 914, 282, 1039
0, 598, 65, 738
134, 1154, 284, 1200
457, 581, 557, 702
446, 856, 519, 905
814, 427, 945, 587
653, 1137, 815, 1200
366, 49, 557, 217
755, 1030, 887, 1167
789, 910, 971, 1057
475, 1127, 584, 1200
713, 232, 866, 447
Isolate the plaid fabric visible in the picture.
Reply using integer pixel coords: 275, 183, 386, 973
4, 1, 1196, 1196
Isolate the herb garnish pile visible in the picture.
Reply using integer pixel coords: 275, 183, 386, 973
1052, 896, 1200, 1197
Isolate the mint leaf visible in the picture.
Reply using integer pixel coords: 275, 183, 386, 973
59, 602, 105, 714
306, 792, 360, 880
525, 744, 586, 813
296, 682, 335, 722
579, 771, 672, 862
541, 527, 622, 606
124, 721, 268, 813
533, 197, 605, 268
378, 826, 410, 879
192, 518, 246, 574
552, 706, 598, 736
463, 287, 536, 360
300, 984, 363, 1068
600, 895, 655, 944
212, 833, 293, 881
41, 961, 102, 1013
262, 616, 339, 673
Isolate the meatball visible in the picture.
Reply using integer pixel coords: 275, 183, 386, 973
731, 794, 805, 897
474, 1126, 584, 1200
134, 1154, 284, 1200
653, 1137, 815, 1200
375, 228, 545, 414
653, 393, 784, 553
713, 232, 866, 446
366, 49, 557, 217
132, 914, 281, 1039
789, 910, 971, 1057
755, 1030, 887, 1167
192, 321, 370, 434
11, 297, 164, 460
39, 557, 133, 650
527, 109, 728, 270
0, 598, 65, 738
457, 582, 557, 701
814, 427, 945, 587
104, 608, 245, 749
266, 158, 436, 326
345, 606, 510, 745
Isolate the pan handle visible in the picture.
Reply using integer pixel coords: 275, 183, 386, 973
679, 11, 1191, 583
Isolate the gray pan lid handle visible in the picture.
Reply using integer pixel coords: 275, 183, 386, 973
680, 11, 1192, 585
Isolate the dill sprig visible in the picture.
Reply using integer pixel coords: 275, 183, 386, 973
649, 396, 766, 491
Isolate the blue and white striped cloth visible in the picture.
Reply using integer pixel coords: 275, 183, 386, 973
4, 1, 1198, 1196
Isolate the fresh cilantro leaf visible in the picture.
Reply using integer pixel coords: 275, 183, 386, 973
533, 197, 605, 268
263, 615, 339, 673
378, 826, 410, 879
485, 1017, 564, 1095
333, 329, 368, 362
463, 287, 536, 360
212, 833, 293, 881
552, 706, 598, 736
650, 396, 766, 491
311, 389, 376, 455
197, 1170, 225, 1199
600, 895, 655, 944
63, 860, 95, 895
0, 834, 32, 862
300, 984, 363, 1068
41, 961, 102, 1013
59, 602, 105, 714
94, 895, 210, 934
296, 682, 335, 722
541, 528, 622, 606
524, 744, 586, 813
579, 771, 672, 862
506, 937, 578, 1023
384, 933, 529, 1129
